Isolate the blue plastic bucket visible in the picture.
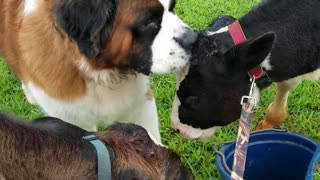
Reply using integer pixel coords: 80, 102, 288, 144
216, 129, 319, 180
306, 145, 320, 180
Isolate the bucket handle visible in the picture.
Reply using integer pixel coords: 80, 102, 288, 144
214, 140, 234, 175
214, 127, 289, 175
251, 127, 288, 135
305, 145, 320, 180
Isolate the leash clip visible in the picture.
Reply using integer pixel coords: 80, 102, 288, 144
240, 77, 257, 106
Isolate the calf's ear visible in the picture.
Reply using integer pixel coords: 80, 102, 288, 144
224, 33, 275, 71
54, 0, 117, 59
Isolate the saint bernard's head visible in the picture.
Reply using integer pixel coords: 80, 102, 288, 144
54, 0, 198, 75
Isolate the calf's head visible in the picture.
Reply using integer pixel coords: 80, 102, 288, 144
171, 17, 275, 139
98, 123, 194, 179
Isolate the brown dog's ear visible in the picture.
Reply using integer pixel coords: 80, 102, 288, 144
107, 123, 158, 155
224, 33, 275, 72
54, 0, 117, 59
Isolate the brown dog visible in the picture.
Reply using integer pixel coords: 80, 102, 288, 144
0, 113, 194, 180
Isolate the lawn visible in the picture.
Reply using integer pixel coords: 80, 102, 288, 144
0, 0, 319, 179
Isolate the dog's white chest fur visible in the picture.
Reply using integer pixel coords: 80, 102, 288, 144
26, 73, 158, 133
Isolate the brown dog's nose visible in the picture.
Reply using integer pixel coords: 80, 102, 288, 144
176, 166, 194, 180
175, 27, 198, 50
166, 153, 194, 180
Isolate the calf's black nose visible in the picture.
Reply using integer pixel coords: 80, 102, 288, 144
175, 27, 198, 50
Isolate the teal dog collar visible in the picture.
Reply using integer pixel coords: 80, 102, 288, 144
83, 135, 112, 180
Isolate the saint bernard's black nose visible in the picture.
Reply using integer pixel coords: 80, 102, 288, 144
174, 27, 198, 50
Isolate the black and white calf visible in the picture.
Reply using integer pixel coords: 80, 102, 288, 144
172, 0, 320, 139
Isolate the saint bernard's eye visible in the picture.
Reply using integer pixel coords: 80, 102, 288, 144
143, 20, 160, 30
135, 19, 161, 35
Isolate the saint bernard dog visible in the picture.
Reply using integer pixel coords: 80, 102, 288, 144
0, 0, 198, 143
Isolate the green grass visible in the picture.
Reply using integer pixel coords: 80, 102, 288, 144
0, 0, 319, 179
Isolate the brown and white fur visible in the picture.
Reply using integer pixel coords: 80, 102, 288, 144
0, 0, 197, 144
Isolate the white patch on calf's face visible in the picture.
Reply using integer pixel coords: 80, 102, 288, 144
171, 88, 220, 140
206, 27, 229, 36
23, 0, 38, 16
177, 124, 220, 140
151, 1, 192, 74
170, 65, 188, 135
176, 65, 189, 87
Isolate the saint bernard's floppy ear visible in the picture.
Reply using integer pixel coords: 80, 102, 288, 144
54, 0, 117, 59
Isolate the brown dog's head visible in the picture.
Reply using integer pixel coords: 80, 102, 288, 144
98, 123, 194, 180
31, 118, 193, 179
53, 0, 197, 74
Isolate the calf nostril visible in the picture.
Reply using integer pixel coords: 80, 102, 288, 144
172, 128, 180, 133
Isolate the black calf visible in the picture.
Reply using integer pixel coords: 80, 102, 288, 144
172, 0, 320, 139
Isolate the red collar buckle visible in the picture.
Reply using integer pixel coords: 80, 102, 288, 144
249, 66, 264, 79
249, 66, 272, 89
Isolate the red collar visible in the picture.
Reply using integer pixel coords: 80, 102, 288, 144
228, 20, 247, 45
228, 20, 272, 89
